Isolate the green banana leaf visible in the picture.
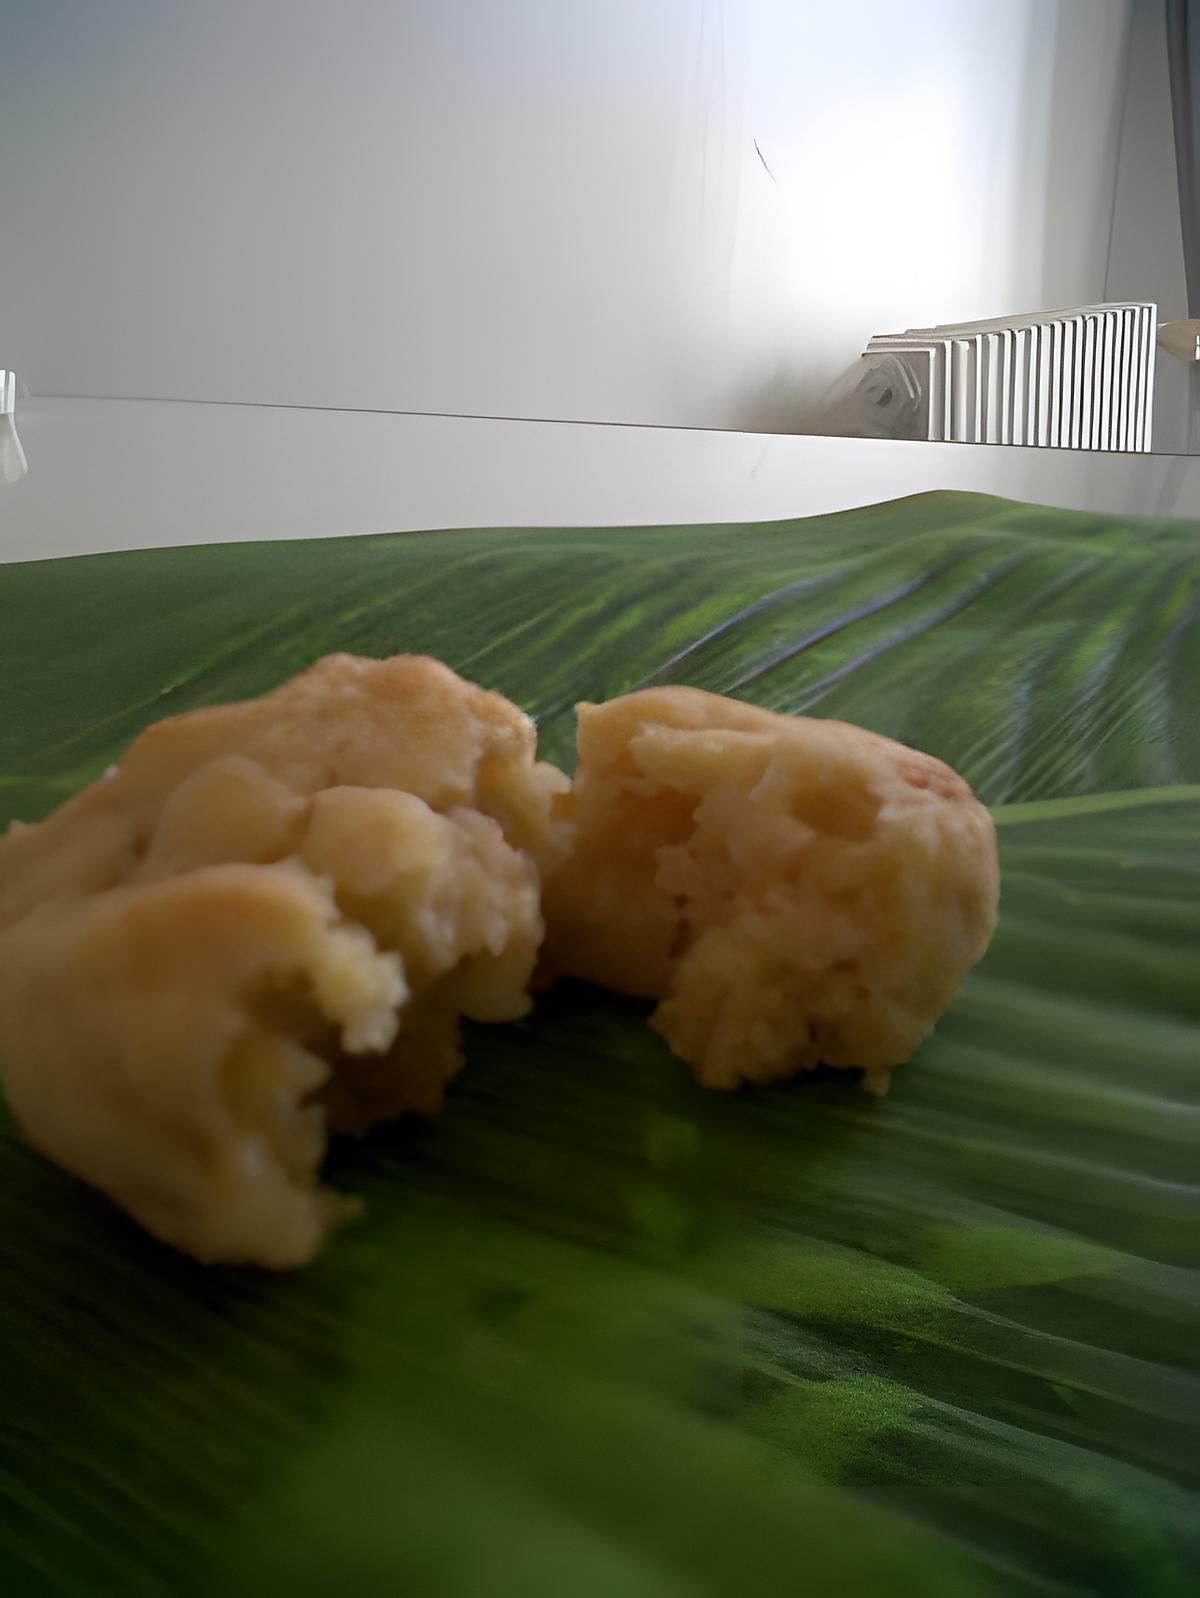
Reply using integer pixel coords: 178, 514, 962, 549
1, 490, 1197, 1597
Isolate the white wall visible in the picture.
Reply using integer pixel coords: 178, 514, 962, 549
1105, 0, 1190, 454
0, 0, 1131, 434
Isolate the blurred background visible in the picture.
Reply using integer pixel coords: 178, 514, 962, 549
0, 0, 1192, 446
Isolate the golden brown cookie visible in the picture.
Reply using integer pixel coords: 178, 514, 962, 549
0, 655, 570, 1266
543, 687, 998, 1095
